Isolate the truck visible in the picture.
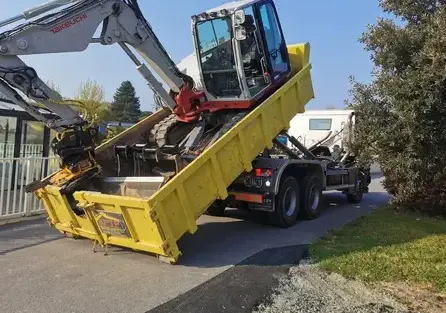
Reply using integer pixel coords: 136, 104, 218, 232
206, 110, 370, 227
0, 0, 370, 263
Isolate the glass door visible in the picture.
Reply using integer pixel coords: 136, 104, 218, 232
257, 1, 290, 81
21, 121, 45, 157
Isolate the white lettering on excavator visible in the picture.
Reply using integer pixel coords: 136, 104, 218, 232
50, 14, 88, 34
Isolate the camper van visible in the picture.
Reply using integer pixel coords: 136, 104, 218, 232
287, 109, 355, 155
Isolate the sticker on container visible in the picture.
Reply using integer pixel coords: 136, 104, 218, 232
95, 211, 130, 237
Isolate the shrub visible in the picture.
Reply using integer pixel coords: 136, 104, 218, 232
347, 1, 446, 215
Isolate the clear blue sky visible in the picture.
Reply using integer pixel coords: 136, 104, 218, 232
0, 0, 382, 111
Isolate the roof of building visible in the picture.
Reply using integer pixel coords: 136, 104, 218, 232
0, 98, 57, 118
0, 99, 26, 111
301, 109, 354, 116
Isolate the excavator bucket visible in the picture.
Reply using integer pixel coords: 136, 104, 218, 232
34, 43, 314, 263
112, 144, 188, 180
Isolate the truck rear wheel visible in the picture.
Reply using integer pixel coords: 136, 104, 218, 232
299, 173, 322, 220
346, 178, 364, 204
269, 175, 300, 228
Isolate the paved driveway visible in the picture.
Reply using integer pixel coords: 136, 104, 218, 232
0, 168, 388, 313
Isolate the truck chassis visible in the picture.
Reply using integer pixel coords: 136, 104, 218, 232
208, 131, 371, 228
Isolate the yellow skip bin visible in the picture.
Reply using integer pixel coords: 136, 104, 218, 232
36, 43, 315, 264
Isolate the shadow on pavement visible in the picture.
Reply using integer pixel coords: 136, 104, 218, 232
172, 191, 390, 268
371, 171, 383, 180
370, 163, 383, 180
147, 188, 392, 313
148, 244, 309, 313
0, 217, 62, 255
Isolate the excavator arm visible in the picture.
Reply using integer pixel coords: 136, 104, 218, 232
0, 0, 198, 131
0, 0, 200, 193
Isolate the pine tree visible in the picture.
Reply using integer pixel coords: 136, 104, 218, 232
110, 81, 142, 123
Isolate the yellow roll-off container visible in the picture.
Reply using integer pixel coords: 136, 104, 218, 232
35, 43, 314, 264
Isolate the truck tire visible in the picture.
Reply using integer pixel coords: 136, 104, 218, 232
299, 173, 323, 220
205, 200, 226, 216
269, 175, 300, 228
346, 179, 364, 204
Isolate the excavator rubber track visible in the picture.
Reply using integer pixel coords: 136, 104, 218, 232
149, 113, 180, 147
146, 111, 247, 156
33, 44, 314, 264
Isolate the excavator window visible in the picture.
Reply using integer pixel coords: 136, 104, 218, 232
258, 1, 290, 81
196, 17, 241, 98
240, 7, 269, 97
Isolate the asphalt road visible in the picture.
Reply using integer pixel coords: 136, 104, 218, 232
0, 168, 388, 313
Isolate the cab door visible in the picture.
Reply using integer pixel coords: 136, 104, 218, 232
255, 0, 290, 83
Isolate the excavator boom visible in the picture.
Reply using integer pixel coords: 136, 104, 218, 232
0, 0, 197, 129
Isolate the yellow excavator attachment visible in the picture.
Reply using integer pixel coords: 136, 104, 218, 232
35, 43, 314, 264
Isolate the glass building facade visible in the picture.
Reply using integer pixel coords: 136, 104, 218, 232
0, 99, 55, 158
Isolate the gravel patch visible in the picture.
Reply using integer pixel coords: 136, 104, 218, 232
253, 264, 409, 313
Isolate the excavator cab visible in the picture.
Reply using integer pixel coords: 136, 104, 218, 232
192, 0, 291, 110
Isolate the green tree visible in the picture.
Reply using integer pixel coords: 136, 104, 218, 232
75, 79, 111, 125
347, 0, 446, 215
140, 110, 153, 121
104, 125, 127, 141
111, 81, 142, 123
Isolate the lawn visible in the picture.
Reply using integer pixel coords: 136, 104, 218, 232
310, 206, 446, 292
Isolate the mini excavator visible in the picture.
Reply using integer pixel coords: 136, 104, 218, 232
0, 0, 293, 192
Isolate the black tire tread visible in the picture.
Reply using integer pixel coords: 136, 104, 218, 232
346, 172, 366, 204
148, 114, 180, 147
269, 175, 300, 228
299, 173, 323, 220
